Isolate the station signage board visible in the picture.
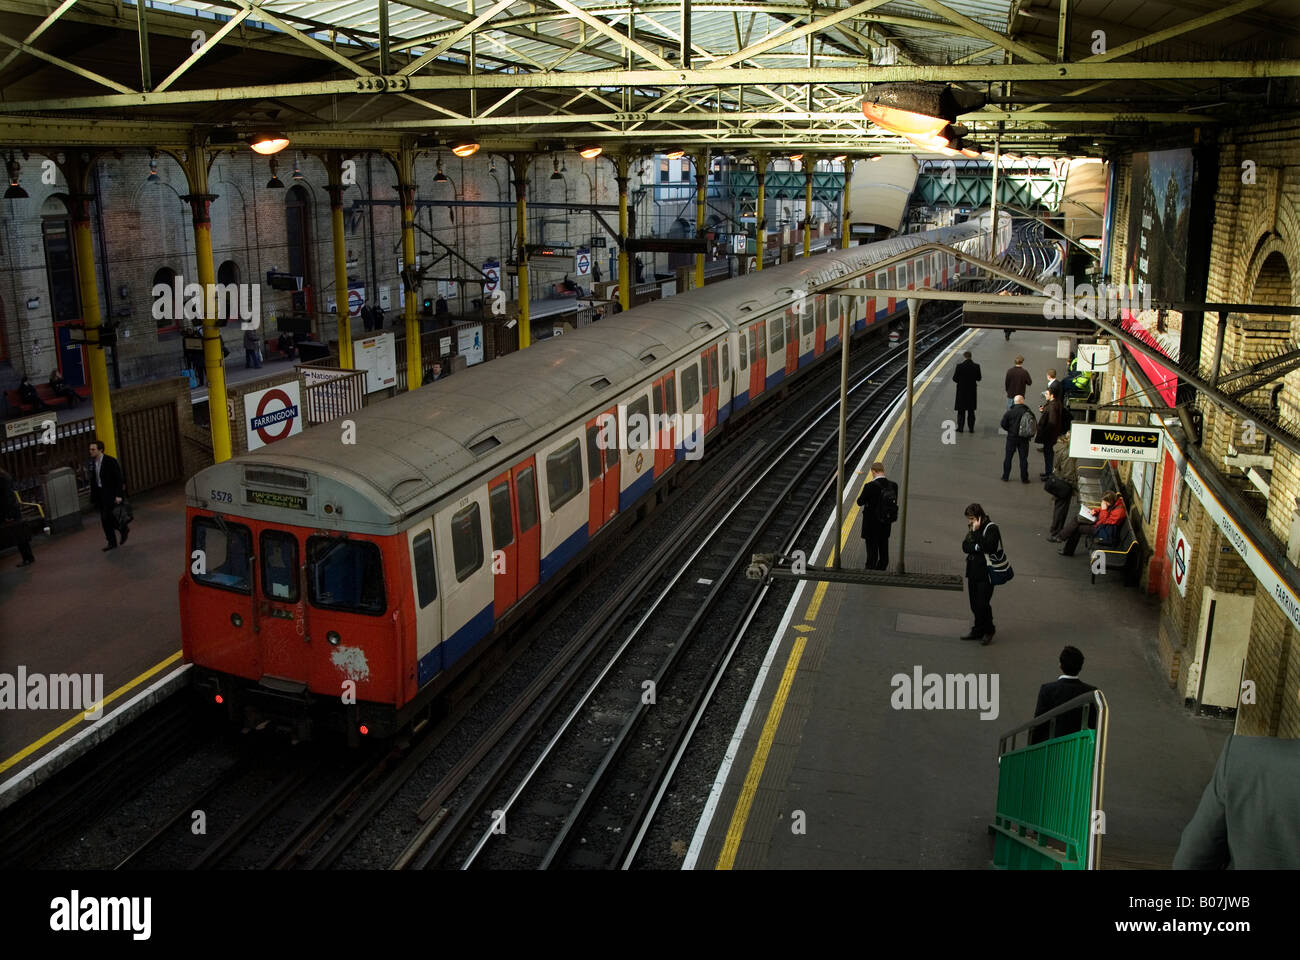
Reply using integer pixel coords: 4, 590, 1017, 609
1068, 422, 1162, 463
355, 333, 398, 392
1172, 528, 1190, 597
1078, 343, 1111, 371
576, 248, 591, 277
4, 413, 50, 440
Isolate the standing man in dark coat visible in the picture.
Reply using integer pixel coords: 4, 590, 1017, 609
1036, 386, 1065, 479
88, 439, 129, 551
1030, 646, 1097, 744
0, 467, 35, 567
856, 461, 897, 570
1000, 395, 1034, 483
952, 351, 981, 433
1004, 355, 1032, 409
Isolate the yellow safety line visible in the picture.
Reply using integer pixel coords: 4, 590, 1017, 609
0, 650, 184, 775
714, 328, 978, 867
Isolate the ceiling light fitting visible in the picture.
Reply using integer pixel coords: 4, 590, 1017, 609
451, 140, 480, 158
578, 143, 603, 160
249, 131, 290, 156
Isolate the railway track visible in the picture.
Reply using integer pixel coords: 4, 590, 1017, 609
392, 311, 970, 870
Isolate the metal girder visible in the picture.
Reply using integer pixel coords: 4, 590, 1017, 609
6, 60, 1297, 114
911, 0, 1049, 63
546, 0, 676, 70
1080, 0, 1272, 64
397, 0, 517, 77
0, 0, 79, 74
709, 0, 894, 70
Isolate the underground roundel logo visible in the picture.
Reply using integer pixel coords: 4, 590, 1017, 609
635, 451, 645, 473
1174, 538, 1187, 585
251, 388, 300, 445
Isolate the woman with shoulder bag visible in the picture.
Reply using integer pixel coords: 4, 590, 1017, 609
961, 502, 1010, 645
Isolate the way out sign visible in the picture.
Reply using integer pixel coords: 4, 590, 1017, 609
1172, 528, 1190, 597
1068, 422, 1162, 462
244, 382, 303, 451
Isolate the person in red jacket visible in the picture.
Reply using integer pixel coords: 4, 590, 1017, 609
1056, 491, 1126, 557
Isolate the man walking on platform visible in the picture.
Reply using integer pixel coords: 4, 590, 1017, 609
1004, 355, 1032, 410
1, 467, 35, 567
89, 439, 129, 551
952, 351, 981, 433
856, 462, 898, 570
1000, 395, 1035, 483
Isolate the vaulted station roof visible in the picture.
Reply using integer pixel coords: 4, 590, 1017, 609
0, 0, 1297, 156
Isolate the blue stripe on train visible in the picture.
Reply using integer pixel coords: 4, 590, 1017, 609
417, 600, 493, 685
732, 390, 750, 411
765, 367, 786, 391
541, 523, 588, 583
620, 467, 654, 512
798, 349, 815, 368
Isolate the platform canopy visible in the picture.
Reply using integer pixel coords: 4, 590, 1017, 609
0, 0, 1297, 156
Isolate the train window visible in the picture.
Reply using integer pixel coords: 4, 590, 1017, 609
449, 503, 484, 583
489, 485, 514, 551
412, 530, 437, 608
767, 316, 783, 353
681, 363, 700, 409
259, 530, 299, 602
546, 438, 583, 512
737, 336, 747, 371
664, 376, 676, 416
602, 415, 619, 469
192, 518, 252, 594
801, 309, 814, 337
709, 349, 719, 389
585, 424, 602, 482
722, 342, 730, 378
626, 395, 650, 450
306, 537, 386, 616
652, 381, 664, 417
748, 327, 759, 365
516, 467, 539, 533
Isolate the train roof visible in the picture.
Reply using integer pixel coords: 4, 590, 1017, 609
190, 218, 987, 523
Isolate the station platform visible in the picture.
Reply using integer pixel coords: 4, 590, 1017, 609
0, 484, 188, 804
686, 328, 1233, 870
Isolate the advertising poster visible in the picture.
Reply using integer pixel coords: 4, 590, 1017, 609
457, 324, 485, 365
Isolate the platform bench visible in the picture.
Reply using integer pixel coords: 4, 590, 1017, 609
5, 383, 90, 415
1084, 516, 1139, 585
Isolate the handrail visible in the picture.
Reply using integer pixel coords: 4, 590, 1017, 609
994, 689, 1110, 870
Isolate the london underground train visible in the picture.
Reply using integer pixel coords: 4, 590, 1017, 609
180, 213, 1008, 740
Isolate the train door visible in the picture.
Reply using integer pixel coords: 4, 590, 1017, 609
718, 337, 734, 423
825, 293, 839, 348
254, 525, 307, 684
489, 473, 518, 617
585, 406, 619, 536
678, 359, 702, 460
700, 345, 719, 433
436, 486, 494, 666
652, 375, 676, 475
735, 331, 750, 409
511, 459, 540, 597
798, 301, 814, 367
813, 295, 826, 356
408, 520, 443, 688
784, 309, 798, 376
749, 320, 766, 396
875, 271, 889, 322
886, 267, 897, 316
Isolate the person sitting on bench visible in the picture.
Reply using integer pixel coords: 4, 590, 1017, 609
18, 376, 48, 411
1057, 490, 1126, 557
276, 332, 297, 360
48, 370, 79, 407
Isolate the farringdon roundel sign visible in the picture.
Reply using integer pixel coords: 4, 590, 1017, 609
243, 382, 303, 451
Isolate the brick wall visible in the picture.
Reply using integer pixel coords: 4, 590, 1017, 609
1110, 120, 1300, 735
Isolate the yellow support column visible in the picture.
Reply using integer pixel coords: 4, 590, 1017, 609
512, 155, 532, 349
841, 161, 853, 250
754, 153, 768, 272
694, 152, 707, 290
69, 186, 115, 456
396, 143, 422, 388
180, 137, 232, 462
803, 165, 814, 260
326, 152, 353, 369
614, 154, 630, 311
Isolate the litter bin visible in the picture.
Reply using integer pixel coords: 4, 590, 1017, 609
42, 466, 83, 534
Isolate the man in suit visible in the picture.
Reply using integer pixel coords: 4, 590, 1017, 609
1030, 646, 1097, 744
1173, 686, 1300, 869
89, 439, 129, 551
0, 466, 35, 567
856, 462, 897, 570
952, 351, 981, 433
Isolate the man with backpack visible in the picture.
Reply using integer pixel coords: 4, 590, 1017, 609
856, 461, 898, 570
1000, 394, 1035, 483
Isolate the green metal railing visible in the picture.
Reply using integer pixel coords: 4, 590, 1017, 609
990, 690, 1108, 869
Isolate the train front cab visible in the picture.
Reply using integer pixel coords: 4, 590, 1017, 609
182, 508, 404, 740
